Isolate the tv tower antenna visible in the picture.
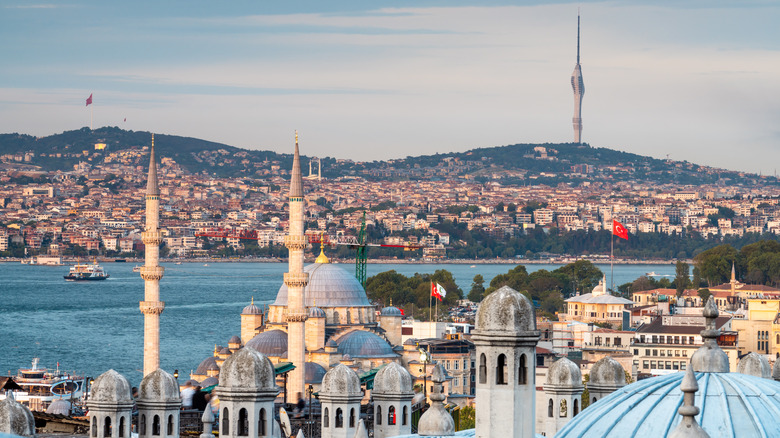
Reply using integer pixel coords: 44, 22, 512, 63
571, 10, 585, 145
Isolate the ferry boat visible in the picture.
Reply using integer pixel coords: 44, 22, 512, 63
64, 260, 109, 281
0, 358, 87, 412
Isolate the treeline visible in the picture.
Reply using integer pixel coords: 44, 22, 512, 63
693, 240, 780, 287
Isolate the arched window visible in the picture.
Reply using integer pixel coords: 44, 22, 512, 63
548, 399, 553, 417
152, 415, 160, 436
777, 334, 779, 345
119, 416, 125, 437
104, 416, 112, 438
324, 408, 329, 428
593, 397, 597, 404
335, 408, 343, 428
167, 415, 173, 436
479, 353, 487, 384
346, 310, 352, 324
560, 399, 568, 418
403, 405, 408, 425
238, 408, 249, 436
140, 415, 146, 436
222, 408, 230, 435
259, 408, 267, 436
333, 311, 340, 324
377, 406, 382, 425
573, 399, 579, 416
350, 408, 356, 428
496, 354, 507, 385
388, 406, 396, 425
518, 354, 527, 385
92, 416, 97, 437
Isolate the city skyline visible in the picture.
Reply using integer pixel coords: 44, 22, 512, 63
1, 1, 778, 174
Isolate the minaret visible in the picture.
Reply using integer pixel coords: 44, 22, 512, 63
139, 134, 165, 376
571, 12, 585, 144
284, 131, 309, 399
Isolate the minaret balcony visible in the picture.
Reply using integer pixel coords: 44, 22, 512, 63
282, 309, 308, 323
284, 272, 309, 287
284, 235, 308, 249
142, 231, 163, 245
140, 266, 165, 281
140, 300, 166, 315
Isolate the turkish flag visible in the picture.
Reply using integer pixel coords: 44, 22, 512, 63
431, 282, 442, 301
86, 94, 93, 106
613, 219, 629, 240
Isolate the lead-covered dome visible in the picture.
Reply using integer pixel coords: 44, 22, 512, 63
335, 330, 396, 358
589, 356, 627, 387
194, 356, 218, 376
139, 368, 180, 402
246, 329, 288, 357
305, 362, 327, 384
557, 371, 780, 437
373, 362, 414, 395
546, 357, 583, 388
737, 352, 771, 378
242, 300, 262, 315
308, 306, 326, 318
219, 347, 276, 390
90, 369, 133, 403
0, 393, 35, 437
380, 306, 403, 317
321, 364, 361, 396
475, 286, 536, 333
274, 263, 371, 307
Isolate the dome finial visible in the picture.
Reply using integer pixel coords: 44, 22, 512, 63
417, 363, 455, 435
251, 296, 254, 305
315, 232, 329, 263
690, 296, 729, 373
669, 366, 710, 438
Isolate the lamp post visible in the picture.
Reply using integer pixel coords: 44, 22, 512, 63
307, 384, 314, 437
173, 369, 179, 380
419, 348, 430, 403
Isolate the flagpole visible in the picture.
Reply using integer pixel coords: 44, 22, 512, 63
429, 281, 433, 322
610, 227, 614, 294
90, 105, 93, 131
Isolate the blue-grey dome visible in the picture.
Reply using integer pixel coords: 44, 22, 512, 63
245, 330, 288, 357
274, 263, 371, 307
557, 371, 780, 437
335, 330, 396, 358
381, 306, 403, 316
242, 302, 262, 315
308, 306, 326, 318
194, 356, 218, 375
305, 362, 327, 384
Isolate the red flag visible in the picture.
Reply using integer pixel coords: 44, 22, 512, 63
613, 219, 629, 240
399, 308, 405, 316
431, 282, 442, 302
86, 94, 93, 106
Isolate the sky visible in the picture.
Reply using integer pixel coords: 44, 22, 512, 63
1, 1, 778, 174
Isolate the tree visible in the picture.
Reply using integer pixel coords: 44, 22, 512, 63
468, 274, 485, 302
458, 405, 475, 430
674, 261, 689, 297
698, 288, 712, 304
694, 244, 738, 286
631, 276, 654, 293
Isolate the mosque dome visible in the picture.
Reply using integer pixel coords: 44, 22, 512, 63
46, 399, 72, 416
219, 347, 231, 355
207, 362, 219, 372
737, 352, 771, 378
380, 306, 403, 317
321, 364, 362, 396
245, 330, 288, 357
139, 369, 180, 402
589, 356, 627, 387
274, 263, 371, 308
305, 362, 327, 385
475, 286, 535, 334
373, 362, 414, 395
308, 306, 326, 318
219, 347, 276, 390
557, 371, 780, 437
335, 330, 397, 358
242, 299, 262, 315
546, 357, 583, 388
199, 377, 218, 388
194, 356, 218, 376
325, 338, 338, 348
90, 369, 133, 403
228, 335, 241, 345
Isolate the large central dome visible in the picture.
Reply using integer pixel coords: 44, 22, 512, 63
273, 263, 371, 308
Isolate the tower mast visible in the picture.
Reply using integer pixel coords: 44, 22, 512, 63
139, 134, 165, 376
571, 12, 585, 145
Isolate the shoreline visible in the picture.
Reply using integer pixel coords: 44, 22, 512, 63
1, 257, 685, 265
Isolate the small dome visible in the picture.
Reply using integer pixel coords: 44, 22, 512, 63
0, 393, 35, 436
737, 352, 771, 378
207, 362, 219, 371
342, 354, 352, 361
546, 357, 583, 388
199, 377, 219, 388
325, 338, 337, 348
380, 306, 403, 316
373, 362, 414, 395
242, 299, 262, 315
194, 356, 218, 376
305, 362, 327, 385
46, 399, 72, 415
476, 286, 536, 333
589, 356, 627, 387
139, 368, 180, 402
90, 369, 133, 403
219, 347, 276, 390
321, 364, 362, 396
274, 263, 371, 307
219, 347, 231, 355
308, 306, 326, 318
246, 330, 288, 357
335, 330, 396, 358
228, 335, 241, 345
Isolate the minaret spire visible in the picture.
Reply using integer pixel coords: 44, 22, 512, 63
146, 133, 159, 196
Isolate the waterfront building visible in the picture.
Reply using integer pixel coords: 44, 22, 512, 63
562, 276, 633, 327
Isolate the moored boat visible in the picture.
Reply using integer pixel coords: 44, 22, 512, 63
64, 260, 109, 281
0, 358, 87, 412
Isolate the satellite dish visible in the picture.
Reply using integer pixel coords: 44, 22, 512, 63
279, 406, 292, 438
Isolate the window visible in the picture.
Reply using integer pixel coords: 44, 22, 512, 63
153, 415, 160, 436
376, 406, 382, 425
446, 360, 450, 370
479, 354, 487, 384
119, 417, 125, 438
573, 399, 579, 416
324, 408, 329, 428
167, 415, 173, 436
92, 417, 97, 438
104, 417, 112, 438
667, 350, 672, 357
335, 408, 343, 428
496, 354, 508, 385
519, 354, 528, 385
643, 360, 649, 369
388, 406, 396, 426
455, 360, 459, 370
660, 350, 665, 357
653, 350, 658, 357
548, 399, 554, 418
139, 415, 146, 436
350, 408, 356, 428
402, 406, 408, 426
222, 408, 229, 435
680, 362, 687, 371
259, 408, 267, 436
238, 408, 248, 436
650, 360, 656, 369
683, 350, 688, 357
645, 349, 650, 356
634, 349, 639, 356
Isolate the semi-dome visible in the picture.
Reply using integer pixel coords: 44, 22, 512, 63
139, 368, 180, 402
90, 369, 133, 403
321, 364, 362, 396
737, 352, 771, 378
589, 356, 627, 387
380, 306, 403, 316
557, 371, 780, 437
308, 306, 326, 318
373, 362, 414, 395
335, 330, 396, 358
305, 362, 327, 385
245, 329, 288, 357
274, 263, 371, 307
219, 347, 276, 390
546, 357, 583, 388
475, 286, 536, 333
194, 356, 218, 376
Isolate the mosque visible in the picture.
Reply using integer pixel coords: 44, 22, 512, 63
5, 135, 780, 438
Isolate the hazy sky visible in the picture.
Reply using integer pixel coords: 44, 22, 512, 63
1, 1, 778, 174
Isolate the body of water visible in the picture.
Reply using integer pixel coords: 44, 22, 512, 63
0, 260, 674, 385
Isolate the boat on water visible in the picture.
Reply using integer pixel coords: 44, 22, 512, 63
0, 358, 87, 412
64, 260, 109, 281
132, 265, 142, 272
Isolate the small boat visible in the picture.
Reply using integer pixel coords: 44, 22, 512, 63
470, 265, 476, 268
203, 263, 209, 267
64, 260, 109, 281
174, 261, 182, 265
646, 271, 658, 277
0, 358, 87, 412
132, 265, 142, 273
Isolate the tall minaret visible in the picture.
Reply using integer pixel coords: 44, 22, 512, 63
139, 134, 165, 376
571, 12, 585, 144
284, 131, 309, 399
